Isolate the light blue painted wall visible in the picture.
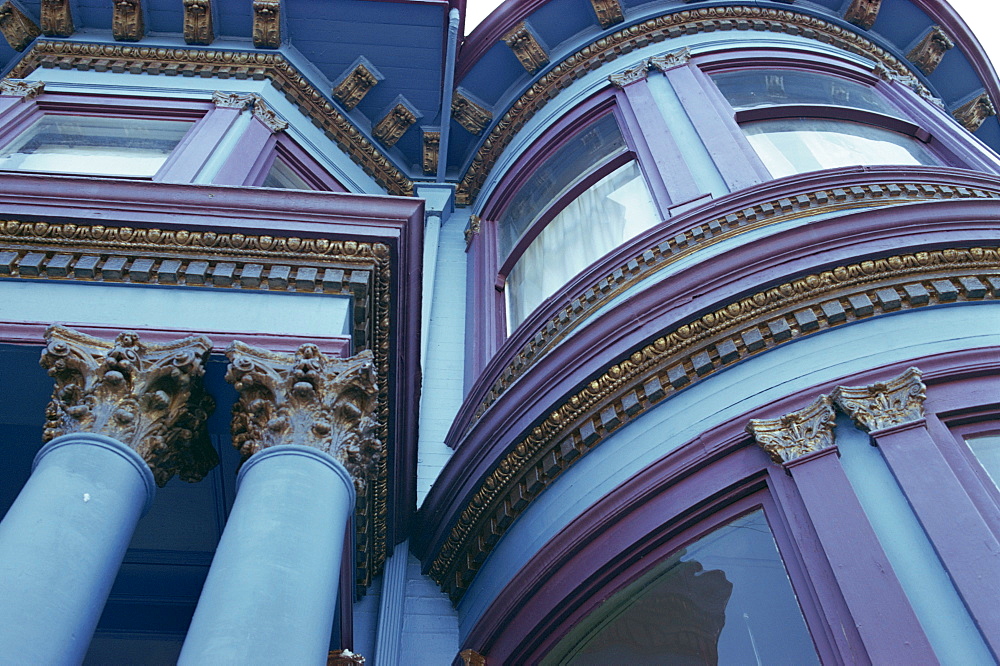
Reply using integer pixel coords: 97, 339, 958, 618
457, 302, 1000, 650
398, 552, 459, 664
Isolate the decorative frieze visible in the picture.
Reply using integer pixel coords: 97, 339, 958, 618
0, 2, 40, 51
182, 0, 213, 46
373, 102, 417, 148
649, 47, 691, 73
590, 0, 623, 28
0, 78, 43, 99
747, 395, 837, 465
452, 92, 492, 135
502, 22, 549, 74
907, 26, 954, 76
40, 326, 217, 486
608, 62, 648, 89
833, 367, 926, 432
252, 96, 288, 132
332, 62, 380, 111
226, 343, 380, 494
40, 0, 72, 37
111, 0, 144, 42
844, 0, 880, 30
212, 90, 255, 109
252, 0, 281, 49
422, 130, 440, 175
953, 93, 996, 133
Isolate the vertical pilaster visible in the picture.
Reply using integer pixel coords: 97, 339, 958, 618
0, 327, 216, 664
835, 368, 1000, 659
748, 395, 935, 663
211, 94, 290, 185
0, 79, 44, 142
180, 343, 381, 665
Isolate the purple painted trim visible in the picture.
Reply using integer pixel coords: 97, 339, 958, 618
465, 221, 501, 390
940, 418, 1000, 535
735, 105, 929, 142
0, 95, 21, 118
456, 0, 549, 80
870, 418, 1000, 658
664, 63, 771, 189
0, 97, 39, 148
695, 48, 881, 83
784, 446, 935, 661
158, 105, 242, 183
212, 114, 277, 186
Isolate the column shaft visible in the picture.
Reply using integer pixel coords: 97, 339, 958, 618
0, 433, 155, 664
179, 445, 355, 665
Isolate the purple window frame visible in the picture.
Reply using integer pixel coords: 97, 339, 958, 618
217, 126, 347, 192
0, 91, 220, 182
936, 412, 1000, 535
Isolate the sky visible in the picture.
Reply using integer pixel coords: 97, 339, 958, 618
464, 0, 1000, 74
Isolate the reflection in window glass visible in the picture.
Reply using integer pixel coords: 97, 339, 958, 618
0, 115, 193, 177
712, 69, 899, 116
744, 119, 937, 179
544, 510, 819, 666
261, 157, 313, 190
498, 114, 626, 259
505, 161, 658, 330
966, 435, 1000, 488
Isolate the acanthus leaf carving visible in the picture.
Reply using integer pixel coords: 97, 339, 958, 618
182, 0, 213, 46
212, 91, 255, 109
252, 0, 280, 49
907, 25, 954, 76
502, 22, 549, 74
833, 367, 926, 432
40, 0, 72, 37
953, 92, 996, 133
40, 326, 217, 486
112, 0, 144, 42
252, 96, 288, 133
226, 342, 381, 495
590, 0, 623, 28
747, 395, 837, 465
0, 78, 44, 99
649, 47, 691, 73
844, 0, 880, 30
608, 62, 648, 88
0, 2, 40, 51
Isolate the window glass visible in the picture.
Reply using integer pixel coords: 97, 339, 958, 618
261, 157, 314, 190
505, 160, 658, 329
498, 114, 626, 259
544, 510, 819, 665
0, 115, 194, 177
712, 69, 900, 116
743, 118, 937, 179
966, 434, 1000, 488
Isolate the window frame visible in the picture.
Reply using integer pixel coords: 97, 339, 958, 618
243, 133, 347, 192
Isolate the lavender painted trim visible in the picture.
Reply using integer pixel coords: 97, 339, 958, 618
158, 105, 242, 183
213, 116, 277, 186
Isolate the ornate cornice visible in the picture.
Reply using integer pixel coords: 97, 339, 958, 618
112, 0, 144, 42
953, 93, 996, 133
469, 182, 999, 427
0, 2, 40, 51
502, 22, 548, 75
844, 0, 880, 31
373, 102, 417, 148
182, 0, 213, 46
590, 0, 623, 29
252, 0, 280, 49
0, 219, 393, 590
907, 26, 954, 76
40, 326, 217, 486
833, 367, 926, 432
456, 6, 936, 205
227, 343, 380, 495
40, 0, 73, 37
428, 246, 1000, 601
332, 62, 379, 111
423, 130, 440, 175
452, 92, 492, 136
747, 395, 837, 465
0, 78, 44, 99
8, 41, 412, 196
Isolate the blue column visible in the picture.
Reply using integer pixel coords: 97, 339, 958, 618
179, 444, 355, 665
0, 433, 156, 664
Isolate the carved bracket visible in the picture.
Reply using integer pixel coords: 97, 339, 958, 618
833, 367, 926, 433
747, 395, 837, 465
502, 22, 549, 74
907, 26, 954, 76
333, 60, 381, 111
844, 0, 880, 30
40, 0, 72, 37
328, 649, 365, 665
452, 91, 492, 135
212, 91, 255, 110
0, 2, 40, 51
953, 92, 996, 133
373, 100, 418, 148
422, 129, 440, 175
40, 326, 217, 487
459, 650, 486, 666
252, 96, 287, 133
226, 342, 381, 494
590, 0, 623, 28
112, 0, 144, 42
0, 78, 44, 99
252, 0, 280, 49
183, 0, 213, 46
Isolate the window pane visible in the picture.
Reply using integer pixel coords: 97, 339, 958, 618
506, 161, 658, 330
966, 435, 1000, 488
743, 118, 937, 179
0, 115, 193, 177
261, 157, 313, 190
498, 114, 626, 259
712, 69, 900, 116
545, 510, 819, 666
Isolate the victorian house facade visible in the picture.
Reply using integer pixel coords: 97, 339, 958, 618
0, 0, 999, 663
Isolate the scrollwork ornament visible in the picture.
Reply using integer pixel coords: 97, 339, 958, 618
833, 367, 926, 432
182, 0, 213, 46
746, 395, 837, 465
225, 342, 381, 495
252, 97, 288, 132
40, 326, 217, 486
608, 62, 648, 88
212, 91, 254, 109
0, 78, 44, 99
649, 48, 691, 73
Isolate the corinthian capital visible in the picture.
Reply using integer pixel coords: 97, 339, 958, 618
747, 395, 837, 465
225, 342, 381, 492
833, 367, 926, 432
40, 326, 217, 486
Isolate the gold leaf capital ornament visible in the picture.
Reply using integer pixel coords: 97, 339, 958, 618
747, 395, 837, 465
833, 367, 926, 432
0, 78, 44, 99
40, 326, 218, 486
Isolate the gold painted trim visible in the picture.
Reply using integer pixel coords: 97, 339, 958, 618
182, 0, 214, 46
40, 0, 73, 38
456, 6, 935, 205
0, 2, 40, 52
430, 246, 1000, 599
8, 41, 413, 196
0, 220, 393, 592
